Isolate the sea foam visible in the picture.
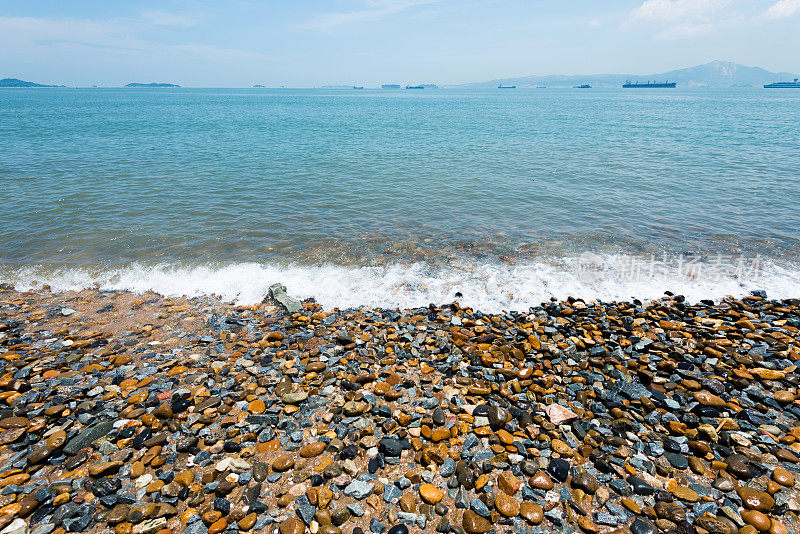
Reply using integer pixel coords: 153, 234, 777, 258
2, 255, 798, 312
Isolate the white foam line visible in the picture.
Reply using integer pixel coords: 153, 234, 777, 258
2, 256, 799, 312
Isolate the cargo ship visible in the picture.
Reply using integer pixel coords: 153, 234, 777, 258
764, 78, 800, 88
406, 85, 425, 89
574, 84, 591, 89
498, 85, 516, 89
623, 80, 676, 88
353, 86, 364, 89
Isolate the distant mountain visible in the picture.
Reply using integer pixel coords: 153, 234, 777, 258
656, 61, 798, 87
456, 61, 799, 89
405, 84, 439, 89
125, 82, 180, 88
0, 78, 65, 88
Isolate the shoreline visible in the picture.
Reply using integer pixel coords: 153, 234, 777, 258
1, 286, 800, 534
2, 254, 797, 314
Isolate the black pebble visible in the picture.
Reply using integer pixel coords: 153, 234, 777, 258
340, 444, 358, 460
631, 517, 658, 534
627, 476, 654, 496
548, 457, 570, 482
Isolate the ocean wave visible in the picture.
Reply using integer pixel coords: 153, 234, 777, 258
2, 255, 798, 312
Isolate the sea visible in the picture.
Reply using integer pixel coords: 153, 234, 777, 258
1, 87, 799, 311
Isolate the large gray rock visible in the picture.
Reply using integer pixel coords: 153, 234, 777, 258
344, 480, 373, 500
268, 283, 302, 313
63, 421, 116, 456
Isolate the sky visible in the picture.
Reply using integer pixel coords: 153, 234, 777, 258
1, 0, 799, 87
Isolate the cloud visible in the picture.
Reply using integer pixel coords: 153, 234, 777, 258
169, 43, 276, 62
294, 0, 441, 32
631, 0, 727, 22
628, 0, 731, 40
141, 10, 199, 27
0, 16, 276, 66
589, 19, 601, 27
763, 0, 800, 19
0, 16, 130, 46
655, 21, 714, 39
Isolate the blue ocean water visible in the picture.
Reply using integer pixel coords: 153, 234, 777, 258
1, 87, 799, 309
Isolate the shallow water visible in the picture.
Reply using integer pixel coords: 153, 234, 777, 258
2, 87, 799, 309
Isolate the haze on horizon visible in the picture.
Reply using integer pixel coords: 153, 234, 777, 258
1, 0, 799, 88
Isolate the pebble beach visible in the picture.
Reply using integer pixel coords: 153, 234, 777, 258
1, 285, 800, 534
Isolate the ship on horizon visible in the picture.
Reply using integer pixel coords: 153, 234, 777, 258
574, 84, 591, 89
623, 80, 676, 88
764, 78, 800, 88
498, 85, 516, 89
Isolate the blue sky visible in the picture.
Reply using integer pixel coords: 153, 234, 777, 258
1, 0, 799, 86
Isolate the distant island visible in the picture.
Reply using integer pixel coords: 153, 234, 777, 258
320, 83, 440, 90
125, 82, 180, 88
0, 78, 65, 88
456, 61, 799, 89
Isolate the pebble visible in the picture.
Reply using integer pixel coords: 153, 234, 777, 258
773, 468, 795, 487
545, 404, 578, 425
630, 517, 658, 534
493, 492, 519, 517
572, 471, 599, 494
0, 288, 799, 534
737, 487, 776, 512
519, 502, 543, 524
672, 485, 700, 503
529, 471, 554, 490
487, 406, 510, 429
419, 484, 443, 504
497, 472, 522, 495
693, 391, 726, 408
461, 510, 491, 534
655, 501, 686, 522
548, 458, 570, 482
344, 480, 373, 500
469, 498, 490, 517
770, 519, 790, 534
272, 455, 295, 472
694, 516, 732, 534
279, 518, 305, 534
299, 442, 326, 457
742, 510, 772, 532
628, 476, 654, 496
